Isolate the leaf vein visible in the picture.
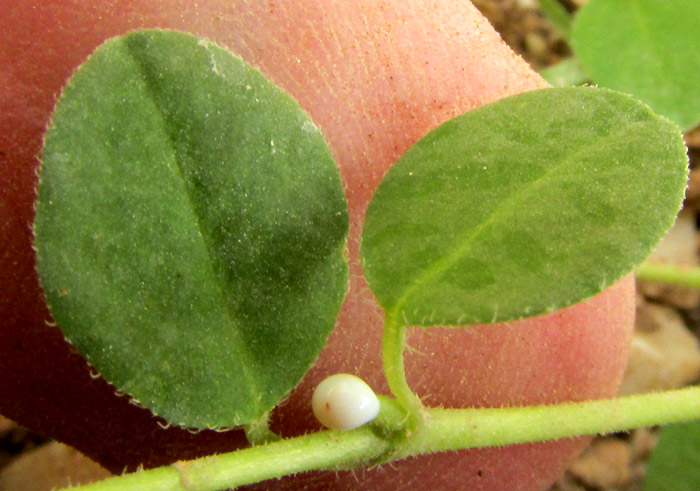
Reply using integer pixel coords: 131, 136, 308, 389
390, 122, 640, 324
126, 38, 263, 417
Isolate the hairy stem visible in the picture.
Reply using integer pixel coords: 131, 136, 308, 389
70, 427, 390, 491
636, 261, 700, 289
243, 411, 281, 446
66, 386, 700, 491
398, 385, 700, 458
540, 57, 590, 87
382, 312, 425, 428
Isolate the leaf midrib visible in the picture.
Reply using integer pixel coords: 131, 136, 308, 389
388, 121, 641, 325
126, 37, 263, 417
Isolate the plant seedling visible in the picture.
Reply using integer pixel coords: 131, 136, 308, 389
29, 29, 694, 490
6, 2, 700, 489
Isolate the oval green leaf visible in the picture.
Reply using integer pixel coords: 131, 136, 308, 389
571, 0, 700, 131
34, 30, 349, 428
361, 87, 687, 327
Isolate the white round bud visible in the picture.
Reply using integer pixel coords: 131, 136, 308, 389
312, 373, 380, 430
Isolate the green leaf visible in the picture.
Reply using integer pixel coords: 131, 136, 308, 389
536, 0, 573, 40
361, 87, 687, 327
34, 30, 348, 428
571, 0, 700, 131
644, 419, 700, 491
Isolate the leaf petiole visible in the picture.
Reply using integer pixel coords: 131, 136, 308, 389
540, 57, 590, 87
243, 412, 281, 446
382, 312, 426, 429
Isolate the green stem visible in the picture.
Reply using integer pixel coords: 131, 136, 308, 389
70, 426, 390, 491
64, 386, 700, 491
382, 312, 425, 427
537, 0, 573, 40
399, 385, 700, 458
636, 261, 700, 289
540, 57, 590, 87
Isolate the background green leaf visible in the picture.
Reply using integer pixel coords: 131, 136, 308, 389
361, 87, 687, 327
34, 30, 348, 428
644, 419, 700, 491
571, 0, 700, 131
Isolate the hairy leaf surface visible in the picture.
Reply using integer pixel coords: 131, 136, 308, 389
362, 87, 687, 327
34, 30, 348, 428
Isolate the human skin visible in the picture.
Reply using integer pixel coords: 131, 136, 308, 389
0, 1, 635, 489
